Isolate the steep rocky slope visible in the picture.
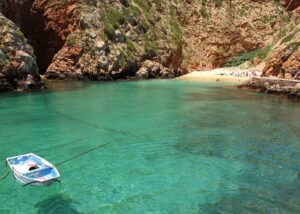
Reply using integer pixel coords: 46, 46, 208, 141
2, 0, 186, 81
0, 0, 300, 92
210, 0, 300, 78
261, 1, 300, 78
181, 0, 292, 70
46, 0, 185, 80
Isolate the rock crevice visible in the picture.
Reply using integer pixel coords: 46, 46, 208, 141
2, 0, 79, 73
0, 13, 41, 91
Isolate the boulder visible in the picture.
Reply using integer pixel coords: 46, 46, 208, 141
136, 67, 149, 79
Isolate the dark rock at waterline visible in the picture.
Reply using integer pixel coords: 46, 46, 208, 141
0, 72, 45, 92
45, 60, 185, 81
135, 60, 185, 80
45, 71, 84, 80
239, 77, 300, 98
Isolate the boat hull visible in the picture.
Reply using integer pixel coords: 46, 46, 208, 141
12, 172, 55, 187
6, 153, 60, 187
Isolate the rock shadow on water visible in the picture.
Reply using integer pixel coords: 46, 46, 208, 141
35, 194, 80, 214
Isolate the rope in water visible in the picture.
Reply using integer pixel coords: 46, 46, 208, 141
0, 134, 144, 181
0, 170, 10, 180
0, 138, 122, 181
55, 138, 124, 166
0, 134, 134, 180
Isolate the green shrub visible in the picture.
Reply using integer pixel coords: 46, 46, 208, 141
102, 9, 126, 40
16, 30, 25, 41
154, 0, 163, 10
280, 31, 297, 44
295, 16, 300, 25
200, 7, 209, 18
66, 34, 77, 45
129, 5, 141, 16
139, 19, 150, 32
273, 28, 288, 43
0, 58, 9, 65
133, 0, 154, 25
126, 38, 136, 52
143, 33, 157, 58
239, 4, 249, 17
169, 19, 182, 44
282, 11, 292, 22
104, 24, 115, 40
224, 46, 272, 67
214, 0, 222, 7
259, 14, 277, 24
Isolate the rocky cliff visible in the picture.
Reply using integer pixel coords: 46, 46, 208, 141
0, 12, 41, 91
1, 0, 186, 84
260, 0, 300, 78
0, 0, 300, 91
181, 0, 294, 70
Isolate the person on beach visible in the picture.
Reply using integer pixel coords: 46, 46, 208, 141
291, 69, 299, 78
295, 71, 300, 80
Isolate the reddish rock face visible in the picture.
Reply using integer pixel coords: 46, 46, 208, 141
2, 0, 80, 72
262, 42, 300, 78
35, 0, 80, 41
47, 46, 83, 75
33, 0, 80, 72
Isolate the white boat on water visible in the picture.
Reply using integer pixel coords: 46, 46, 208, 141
6, 153, 60, 186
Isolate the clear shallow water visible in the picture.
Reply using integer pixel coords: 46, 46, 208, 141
0, 80, 299, 213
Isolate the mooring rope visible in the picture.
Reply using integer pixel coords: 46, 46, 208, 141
55, 138, 124, 166
1, 134, 150, 182
0, 170, 10, 180
0, 138, 117, 182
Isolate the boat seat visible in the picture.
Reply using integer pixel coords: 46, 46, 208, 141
12, 164, 30, 174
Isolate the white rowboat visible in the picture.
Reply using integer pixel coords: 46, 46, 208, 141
6, 153, 60, 186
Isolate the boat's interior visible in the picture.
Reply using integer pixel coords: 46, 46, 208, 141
25, 167, 58, 180
7, 154, 58, 179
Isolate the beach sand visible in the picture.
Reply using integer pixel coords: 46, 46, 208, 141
178, 68, 260, 83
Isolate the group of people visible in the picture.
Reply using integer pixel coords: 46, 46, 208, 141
218, 69, 260, 78
215, 67, 300, 80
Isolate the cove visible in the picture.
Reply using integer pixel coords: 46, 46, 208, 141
0, 80, 300, 213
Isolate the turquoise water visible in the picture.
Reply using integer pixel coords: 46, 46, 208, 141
0, 80, 300, 213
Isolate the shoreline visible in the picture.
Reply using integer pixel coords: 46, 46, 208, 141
177, 68, 258, 84
178, 68, 300, 99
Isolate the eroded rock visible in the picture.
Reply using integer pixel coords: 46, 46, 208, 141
0, 13, 41, 92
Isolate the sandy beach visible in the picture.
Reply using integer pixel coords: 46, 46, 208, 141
178, 67, 261, 83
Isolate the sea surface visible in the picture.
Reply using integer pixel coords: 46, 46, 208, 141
0, 80, 299, 213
